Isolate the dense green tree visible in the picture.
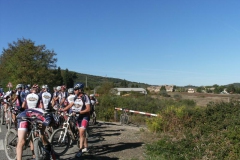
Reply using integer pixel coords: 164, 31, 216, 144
227, 84, 236, 93
196, 86, 203, 93
97, 81, 114, 95
0, 38, 57, 87
55, 67, 63, 86
120, 79, 128, 87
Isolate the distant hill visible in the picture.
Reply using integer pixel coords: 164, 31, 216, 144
69, 70, 240, 89
70, 71, 150, 89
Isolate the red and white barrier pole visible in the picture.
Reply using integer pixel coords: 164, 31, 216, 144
115, 107, 158, 117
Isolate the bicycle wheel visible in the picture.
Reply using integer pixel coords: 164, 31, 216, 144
45, 126, 54, 141
90, 112, 96, 125
124, 115, 129, 124
120, 114, 125, 125
6, 111, 11, 129
4, 129, 17, 160
50, 128, 70, 156
0, 106, 4, 125
33, 137, 44, 160
7, 112, 12, 130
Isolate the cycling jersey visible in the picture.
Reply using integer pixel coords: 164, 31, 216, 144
17, 108, 52, 131
15, 90, 25, 107
25, 93, 40, 109
39, 91, 52, 109
17, 93, 52, 131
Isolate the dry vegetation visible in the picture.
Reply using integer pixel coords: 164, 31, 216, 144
168, 92, 240, 106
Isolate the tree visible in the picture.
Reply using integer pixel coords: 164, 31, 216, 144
0, 38, 57, 87
227, 84, 236, 93
55, 67, 63, 86
120, 79, 128, 87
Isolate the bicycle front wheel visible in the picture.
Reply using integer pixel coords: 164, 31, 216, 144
0, 106, 4, 125
7, 112, 12, 130
4, 129, 17, 160
90, 112, 96, 125
50, 128, 71, 156
33, 137, 44, 160
120, 114, 125, 125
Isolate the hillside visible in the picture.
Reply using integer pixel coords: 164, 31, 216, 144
69, 70, 150, 89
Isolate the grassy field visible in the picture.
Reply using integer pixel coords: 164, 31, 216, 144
167, 92, 240, 106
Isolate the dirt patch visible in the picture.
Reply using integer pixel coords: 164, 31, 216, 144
88, 121, 154, 160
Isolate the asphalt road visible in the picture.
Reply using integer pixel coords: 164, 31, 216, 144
0, 123, 105, 160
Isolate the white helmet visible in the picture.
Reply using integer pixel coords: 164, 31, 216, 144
68, 88, 74, 94
16, 84, 23, 89
90, 94, 95, 97
42, 85, 48, 89
56, 86, 61, 91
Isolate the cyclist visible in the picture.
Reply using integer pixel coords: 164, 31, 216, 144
66, 88, 75, 113
52, 86, 61, 109
59, 85, 68, 108
24, 84, 30, 95
16, 84, 52, 160
11, 84, 26, 127
39, 85, 52, 111
59, 83, 90, 158
89, 94, 98, 124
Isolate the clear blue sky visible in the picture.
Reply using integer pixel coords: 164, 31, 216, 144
1, 0, 240, 86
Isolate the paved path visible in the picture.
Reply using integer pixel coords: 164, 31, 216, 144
0, 122, 115, 160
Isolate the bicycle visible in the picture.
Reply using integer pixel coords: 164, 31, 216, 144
120, 108, 130, 125
5, 102, 22, 130
89, 110, 96, 125
0, 102, 5, 125
50, 112, 78, 156
4, 111, 53, 160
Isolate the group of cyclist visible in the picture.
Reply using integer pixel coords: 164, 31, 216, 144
1, 82, 98, 160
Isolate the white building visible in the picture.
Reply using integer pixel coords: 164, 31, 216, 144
113, 88, 147, 95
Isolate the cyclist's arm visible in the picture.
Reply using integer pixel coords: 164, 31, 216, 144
60, 97, 65, 106
61, 101, 74, 112
22, 100, 27, 109
80, 103, 90, 114
12, 96, 17, 103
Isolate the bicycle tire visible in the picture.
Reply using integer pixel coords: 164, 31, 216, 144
33, 137, 44, 160
0, 106, 4, 125
124, 115, 129, 124
90, 112, 96, 125
6, 110, 11, 129
7, 112, 12, 130
50, 128, 70, 156
4, 129, 17, 160
120, 114, 125, 125
44, 127, 52, 141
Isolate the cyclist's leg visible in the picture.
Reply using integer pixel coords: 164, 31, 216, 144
76, 117, 89, 157
16, 117, 28, 160
4, 103, 8, 120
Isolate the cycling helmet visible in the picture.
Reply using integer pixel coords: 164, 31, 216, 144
42, 85, 48, 89
90, 94, 95, 97
32, 84, 39, 88
68, 88, 74, 94
61, 85, 66, 90
74, 83, 84, 90
27, 84, 31, 88
16, 84, 23, 89
56, 86, 61, 91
